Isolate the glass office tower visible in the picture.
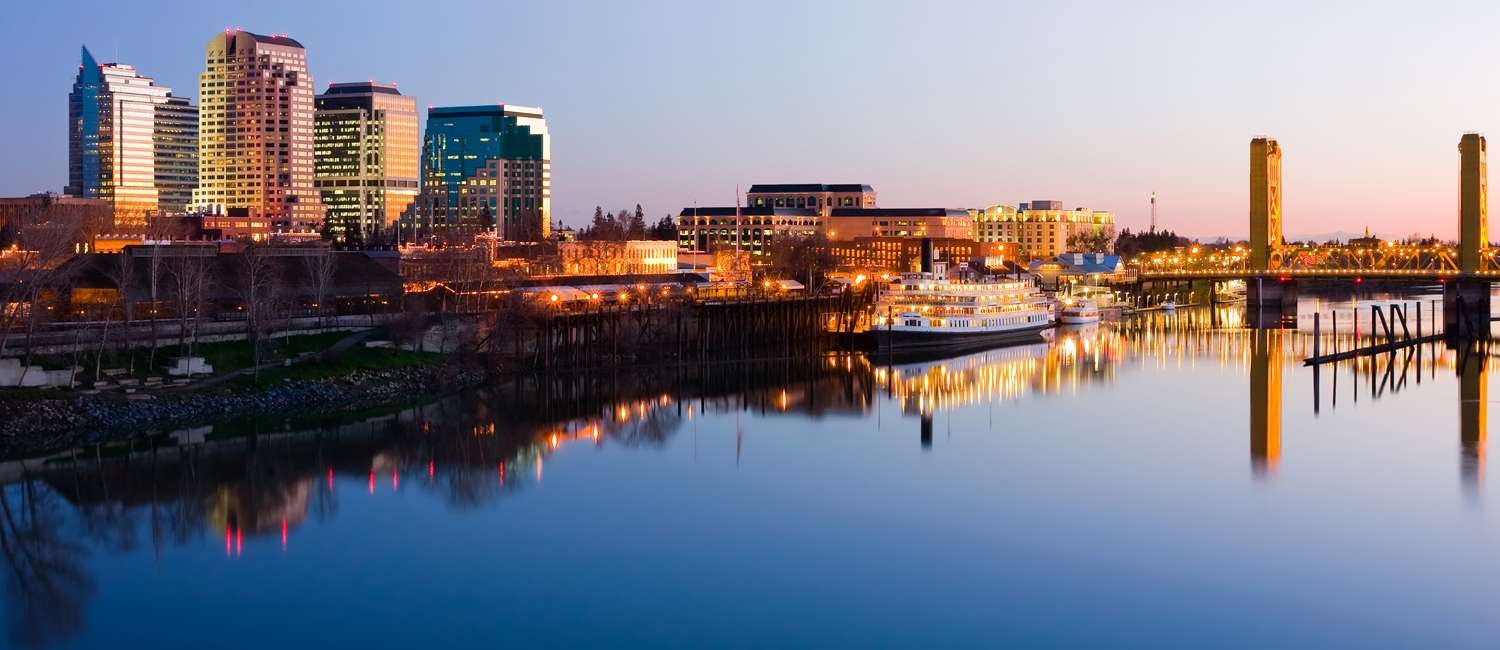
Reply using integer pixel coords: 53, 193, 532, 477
154, 95, 198, 215
414, 104, 550, 241
314, 82, 419, 245
68, 46, 172, 229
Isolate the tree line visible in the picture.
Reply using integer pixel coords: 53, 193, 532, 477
580, 205, 677, 241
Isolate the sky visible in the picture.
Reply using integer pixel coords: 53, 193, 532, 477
4, 0, 1500, 239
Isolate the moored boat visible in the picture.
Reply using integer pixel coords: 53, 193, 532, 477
1058, 298, 1101, 324
870, 241, 1055, 356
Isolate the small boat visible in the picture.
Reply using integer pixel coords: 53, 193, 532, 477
1161, 300, 1177, 312
1058, 298, 1101, 324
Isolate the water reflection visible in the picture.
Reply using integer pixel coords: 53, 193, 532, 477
5, 304, 1500, 647
1459, 343, 1487, 496
1250, 329, 1282, 477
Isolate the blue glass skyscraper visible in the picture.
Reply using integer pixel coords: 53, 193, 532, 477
67, 46, 103, 200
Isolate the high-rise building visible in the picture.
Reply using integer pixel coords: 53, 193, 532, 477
413, 104, 550, 241
68, 46, 172, 229
192, 30, 322, 237
154, 95, 198, 215
314, 82, 419, 245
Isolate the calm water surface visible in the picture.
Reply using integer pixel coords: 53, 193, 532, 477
6, 302, 1500, 648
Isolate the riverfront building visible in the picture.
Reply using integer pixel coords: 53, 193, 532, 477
746, 184, 876, 216
970, 200, 1116, 258
314, 82, 420, 245
191, 30, 323, 237
0, 194, 113, 250
413, 104, 550, 242
558, 240, 678, 276
676, 206, 820, 258
823, 208, 975, 241
819, 237, 1017, 274
154, 95, 198, 215
67, 47, 174, 229
1028, 253, 1128, 289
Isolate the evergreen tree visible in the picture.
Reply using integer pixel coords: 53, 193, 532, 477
650, 215, 679, 241
1113, 227, 1191, 257
584, 206, 611, 241
626, 204, 648, 239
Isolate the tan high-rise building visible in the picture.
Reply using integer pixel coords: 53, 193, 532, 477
192, 30, 323, 237
68, 46, 172, 230
315, 82, 419, 245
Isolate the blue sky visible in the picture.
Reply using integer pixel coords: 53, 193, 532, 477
5, 0, 1500, 238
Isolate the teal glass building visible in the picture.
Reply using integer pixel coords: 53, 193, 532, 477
415, 104, 550, 241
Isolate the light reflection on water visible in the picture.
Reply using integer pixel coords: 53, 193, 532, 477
5, 303, 1500, 648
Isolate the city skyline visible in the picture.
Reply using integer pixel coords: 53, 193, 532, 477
10, 1, 1500, 238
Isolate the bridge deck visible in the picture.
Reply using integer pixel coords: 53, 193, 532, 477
1138, 270, 1500, 281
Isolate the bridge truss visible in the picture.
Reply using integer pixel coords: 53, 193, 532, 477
1136, 243, 1500, 279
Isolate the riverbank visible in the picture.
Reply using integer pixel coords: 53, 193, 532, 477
0, 362, 487, 459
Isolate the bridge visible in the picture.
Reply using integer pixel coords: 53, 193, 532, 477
1138, 134, 1495, 332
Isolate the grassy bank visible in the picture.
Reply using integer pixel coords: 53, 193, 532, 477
226, 344, 441, 389
5, 331, 442, 395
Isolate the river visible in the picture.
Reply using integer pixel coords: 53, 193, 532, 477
3, 301, 1499, 648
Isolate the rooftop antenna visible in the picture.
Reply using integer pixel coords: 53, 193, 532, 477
1149, 191, 1157, 233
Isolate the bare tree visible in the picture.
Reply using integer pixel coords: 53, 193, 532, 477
301, 249, 337, 330
237, 245, 282, 381
144, 244, 165, 371
167, 252, 213, 368
105, 250, 137, 374
0, 222, 75, 362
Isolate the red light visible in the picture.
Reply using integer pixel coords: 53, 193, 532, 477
281, 518, 288, 551
1355, 277, 1364, 284
236, 528, 243, 556
225, 527, 232, 556
498, 462, 506, 486
327, 468, 334, 490
428, 461, 435, 479
392, 469, 399, 491
368, 469, 375, 494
